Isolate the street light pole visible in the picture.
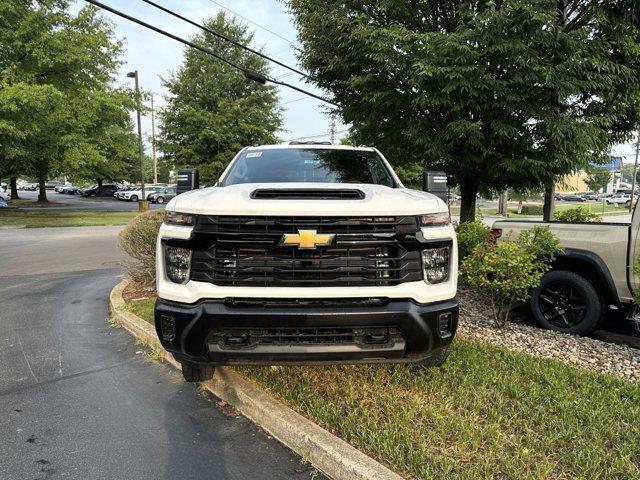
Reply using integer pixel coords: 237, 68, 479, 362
630, 132, 640, 213
151, 93, 157, 184
127, 70, 146, 211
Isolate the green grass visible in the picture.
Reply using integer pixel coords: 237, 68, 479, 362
0, 210, 139, 227
239, 342, 640, 480
125, 296, 640, 479
125, 297, 155, 324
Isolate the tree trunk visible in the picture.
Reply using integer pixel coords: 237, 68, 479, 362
498, 190, 508, 216
10, 176, 19, 200
96, 178, 103, 195
517, 200, 523, 214
543, 184, 555, 221
459, 182, 478, 223
37, 177, 47, 202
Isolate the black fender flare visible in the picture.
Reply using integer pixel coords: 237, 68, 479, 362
552, 248, 619, 304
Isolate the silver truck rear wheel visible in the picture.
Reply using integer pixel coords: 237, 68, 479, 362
531, 270, 602, 335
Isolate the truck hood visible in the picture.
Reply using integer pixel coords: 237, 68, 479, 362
168, 183, 447, 216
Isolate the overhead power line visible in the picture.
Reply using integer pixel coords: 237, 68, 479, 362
282, 96, 312, 105
139, 0, 309, 79
286, 128, 350, 142
204, 0, 300, 48
83, 0, 337, 106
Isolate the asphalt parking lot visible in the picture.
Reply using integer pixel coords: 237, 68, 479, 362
11, 190, 165, 212
0, 227, 323, 480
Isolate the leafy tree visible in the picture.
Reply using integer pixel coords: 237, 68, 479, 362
0, 1, 136, 201
288, 0, 640, 222
584, 167, 611, 193
159, 12, 283, 184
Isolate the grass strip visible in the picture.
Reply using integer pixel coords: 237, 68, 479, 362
0, 210, 139, 227
125, 297, 156, 324
239, 344, 640, 479
125, 296, 640, 479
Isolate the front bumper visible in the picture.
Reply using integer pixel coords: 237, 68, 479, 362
154, 297, 458, 366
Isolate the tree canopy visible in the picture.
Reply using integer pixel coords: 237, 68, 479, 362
158, 12, 283, 184
0, 0, 137, 200
289, 0, 640, 221
584, 167, 611, 192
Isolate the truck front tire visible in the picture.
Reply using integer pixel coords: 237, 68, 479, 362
181, 363, 216, 383
411, 345, 452, 370
530, 270, 603, 335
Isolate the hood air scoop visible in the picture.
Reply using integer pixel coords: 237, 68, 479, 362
250, 188, 365, 200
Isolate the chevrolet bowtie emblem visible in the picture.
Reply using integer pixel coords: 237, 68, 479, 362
280, 229, 335, 249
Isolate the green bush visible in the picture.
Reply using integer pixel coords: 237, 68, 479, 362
555, 206, 601, 223
519, 204, 544, 215
461, 226, 561, 326
456, 221, 491, 260
117, 209, 165, 287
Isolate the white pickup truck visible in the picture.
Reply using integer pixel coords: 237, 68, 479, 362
155, 143, 459, 382
492, 208, 639, 335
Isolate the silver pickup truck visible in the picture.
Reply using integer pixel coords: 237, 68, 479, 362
492, 208, 639, 334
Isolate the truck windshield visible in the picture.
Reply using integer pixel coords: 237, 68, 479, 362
220, 148, 396, 187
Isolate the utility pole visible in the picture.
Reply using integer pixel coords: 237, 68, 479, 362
127, 70, 147, 211
151, 93, 157, 184
630, 132, 640, 213
329, 113, 337, 144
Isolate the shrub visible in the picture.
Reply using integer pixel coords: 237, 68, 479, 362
519, 204, 544, 215
117, 209, 165, 288
456, 221, 490, 260
555, 206, 601, 223
461, 226, 561, 326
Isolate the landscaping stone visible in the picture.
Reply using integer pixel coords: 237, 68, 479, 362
458, 284, 640, 381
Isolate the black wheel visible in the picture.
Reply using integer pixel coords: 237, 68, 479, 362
181, 363, 215, 383
411, 345, 452, 370
130, 194, 138, 202
530, 270, 602, 334
156, 196, 165, 204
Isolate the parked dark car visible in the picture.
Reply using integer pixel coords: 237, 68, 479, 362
563, 194, 586, 202
148, 186, 177, 204
554, 194, 564, 201
583, 192, 599, 201
81, 184, 119, 197
61, 185, 80, 195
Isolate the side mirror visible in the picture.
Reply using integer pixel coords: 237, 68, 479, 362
176, 168, 199, 195
423, 170, 449, 203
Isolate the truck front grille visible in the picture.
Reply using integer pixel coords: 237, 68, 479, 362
208, 327, 403, 349
188, 215, 423, 287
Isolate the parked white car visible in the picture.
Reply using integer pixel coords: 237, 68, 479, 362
605, 193, 632, 205
120, 186, 161, 202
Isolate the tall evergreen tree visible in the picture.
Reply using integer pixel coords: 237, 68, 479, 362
288, 0, 640, 222
158, 12, 283, 184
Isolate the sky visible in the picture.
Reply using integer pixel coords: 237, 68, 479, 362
72, 0, 637, 162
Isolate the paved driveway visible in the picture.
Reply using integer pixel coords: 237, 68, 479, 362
0, 226, 322, 480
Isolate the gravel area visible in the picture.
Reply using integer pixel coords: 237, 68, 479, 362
458, 284, 640, 382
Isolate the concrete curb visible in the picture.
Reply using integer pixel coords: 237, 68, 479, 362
109, 280, 405, 480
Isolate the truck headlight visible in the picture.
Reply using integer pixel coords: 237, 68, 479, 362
419, 212, 450, 227
164, 246, 192, 284
421, 246, 450, 284
165, 211, 194, 226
